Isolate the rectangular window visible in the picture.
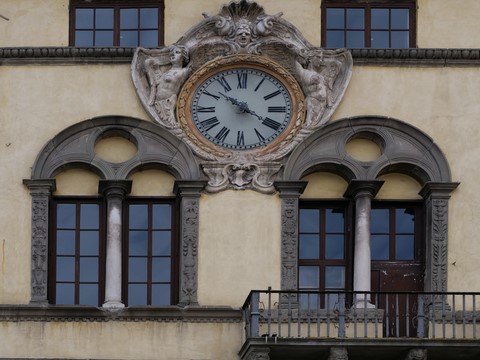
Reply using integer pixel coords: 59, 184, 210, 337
322, 1, 416, 48
70, 0, 164, 47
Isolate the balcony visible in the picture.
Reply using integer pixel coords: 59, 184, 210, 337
239, 290, 480, 360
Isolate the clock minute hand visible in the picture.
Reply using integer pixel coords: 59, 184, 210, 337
218, 92, 265, 121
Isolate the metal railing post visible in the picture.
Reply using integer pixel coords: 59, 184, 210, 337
250, 291, 260, 338
338, 292, 346, 338
417, 293, 425, 338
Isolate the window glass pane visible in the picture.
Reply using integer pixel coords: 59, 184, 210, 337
80, 204, 99, 229
95, 31, 114, 46
392, 31, 409, 48
391, 9, 410, 30
120, 30, 139, 47
325, 234, 344, 259
56, 283, 75, 304
325, 293, 339, 309
371, 9, 389, 29
129, 258, 148, 282
396, 208, 415, 233
346, 31, 364, 47
396, 235, 415, 260
299, 266, 319, 288
57, 257, 75, 281
299, 293, 320, 309
57, 204, 76, 228
299, 234, 320, 259
299, 209, 320, 233
120, 9, 138, 29
346, 9, 364, 29
80, 231, 99, 256
152, 258, 171, 282
129, 205, 148, 229
80, 257, 98, 282
140, 30, 158, 47
326, 8, 344, 28
371, 209, 389, 233
326, 31, 344, 48
79, 284, 98, 306
140, 8, 158, 28
75, 9, 93, 29
326, 208, 344, 233
371, 31, 389, 48
152, 284, 170, 305
153, 204, 171, 229
129, 231, 148, 256
371, 234, 389, 260
95, 8, 114, 29
128, 284, 147, 305
153, 231, 171, 256
325, 266, 345, 288
57, 230, 75, 255
75, 31, 93, 47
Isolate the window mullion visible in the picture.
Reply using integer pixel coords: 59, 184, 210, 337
75, 203, 81, 305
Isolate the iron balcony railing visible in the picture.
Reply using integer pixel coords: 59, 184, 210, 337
242, 289, 480, 340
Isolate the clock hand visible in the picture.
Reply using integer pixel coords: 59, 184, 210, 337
218, 92, 265, 121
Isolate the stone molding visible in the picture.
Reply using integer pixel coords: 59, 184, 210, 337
2, 47, 480, 66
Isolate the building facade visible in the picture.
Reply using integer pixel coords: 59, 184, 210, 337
1, 0, 480, 359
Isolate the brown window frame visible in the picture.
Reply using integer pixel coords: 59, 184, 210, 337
69, 0, 165, 47
321, 0, 417, 48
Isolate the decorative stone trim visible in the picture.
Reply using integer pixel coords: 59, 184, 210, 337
2, 47, 480, 66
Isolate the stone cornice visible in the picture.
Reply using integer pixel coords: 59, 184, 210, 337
1, 47, 480, 66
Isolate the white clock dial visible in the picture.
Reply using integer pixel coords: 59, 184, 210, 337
191, 68, 293, 150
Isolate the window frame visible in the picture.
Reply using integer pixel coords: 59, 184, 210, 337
69, 0, 165, 47
321, 0, 417, 48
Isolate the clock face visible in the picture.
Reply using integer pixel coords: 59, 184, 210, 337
190, 68, 293, 150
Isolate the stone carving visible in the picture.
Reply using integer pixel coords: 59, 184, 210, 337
246, 349, 270, 360
431, 199, 448, 293
406, 349, 427, 360
328, 347, 348, 360
281, 197, 299, 292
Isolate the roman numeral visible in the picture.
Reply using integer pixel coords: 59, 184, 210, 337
214, 126, 230, 142
268, 106, 286, 113
254, 78, 265, 92
197, 106, 216, 113
200, 117, 220, 131
217, 77, 232, 92
254, 128, 265, 142
262, 117, 281, 131
203, 90, 220, 100
236, 131, 245, 146
237, 73, 248, 89
264, 90, 281, 100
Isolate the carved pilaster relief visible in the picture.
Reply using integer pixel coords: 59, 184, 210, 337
281, 197, 299, 292
431, 199, 448, 293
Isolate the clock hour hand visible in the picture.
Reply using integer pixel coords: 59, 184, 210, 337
218, 92, 265, 121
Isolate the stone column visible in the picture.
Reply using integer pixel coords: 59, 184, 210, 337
344, 180, 383, 308
174, 180, 207, 306
23, 179, 56, 304
99, 180, 132, 309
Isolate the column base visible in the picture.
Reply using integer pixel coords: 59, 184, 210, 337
352, 299, 376, 309
102, 300, 125, 310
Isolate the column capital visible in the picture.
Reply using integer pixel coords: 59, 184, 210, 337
274, 181, 308, 197
419, 181, 460, 199
23, 179, 56, 194
98, 180, 132, 198
343, 180, 384, 200
173, 180, 207, 198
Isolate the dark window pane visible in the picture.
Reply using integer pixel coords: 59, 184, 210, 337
129, 205, 148, 229
120, 9, 138, 29
120, 30, 138, 47
129, 258, 148, 282
299, 266, 319, 288
79, 284, 98, 306
326, 8, 344, 28
140, 8, 158, 28
371, 31, 389, 48
299, 209, 320, 233
153, 204, 171, 229
57, 257, 75, 281
75, 31, 93, 47
326, 30, 344, 47
325, 293, 340, 309
80, 231, 99, 256
326, 209, 344, 233
75, 9, 93, 29
346, 9, 364, 29
396, 208, 415, 233
392, 31, 409, 48
57, 230, 75, 255
152, 231, 171, 256
95, 8, 114, 29
152, 284, 170, 305
299, 234, 320, 259
80, 204, 99, 229
325, 234, 344, 259
57, 204, 76, 228
95, 31, 114, 46
346, 31, 364, 47
391, 9, 410, 30
396, 235, 415, 260
80, 257, 98, 282
371, 234, 389, 260
56, 283, 75, 304
140, 30, 158, 47
325, 266, 345, 288
371, 209, 389, 233
128, 284, 147, 305
299, 293, 320, 309
371, 9, 389, 29
152, 258, 170, 282
129, 231, 148, 256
